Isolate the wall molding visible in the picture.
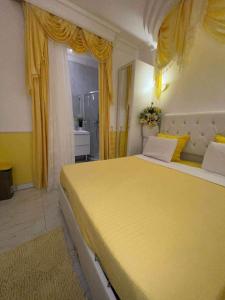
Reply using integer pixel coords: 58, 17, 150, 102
26, 0, 120, 41
143, 0, 179, 47
113, 38, 139, 59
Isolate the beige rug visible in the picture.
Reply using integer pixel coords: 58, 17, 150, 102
0, 228, 86, 300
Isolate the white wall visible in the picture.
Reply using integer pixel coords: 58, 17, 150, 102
139, 46, 155, 66
0, 0, 32, 132
161, 27, 225, 114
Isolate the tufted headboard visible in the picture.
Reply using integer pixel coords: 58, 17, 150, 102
161, 111, 225, 162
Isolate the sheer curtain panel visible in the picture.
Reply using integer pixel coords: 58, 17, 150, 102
48, 40, 74, 190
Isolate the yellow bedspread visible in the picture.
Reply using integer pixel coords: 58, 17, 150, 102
60, 156, 225, 300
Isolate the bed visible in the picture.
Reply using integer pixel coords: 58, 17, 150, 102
59, 112, 225, 300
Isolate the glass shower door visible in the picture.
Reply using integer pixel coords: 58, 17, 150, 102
84, 91, 99, 159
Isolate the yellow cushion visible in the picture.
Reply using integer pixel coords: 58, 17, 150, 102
158, 133, 190, 161
215, 134, 225, 144
178, 160, 202, 168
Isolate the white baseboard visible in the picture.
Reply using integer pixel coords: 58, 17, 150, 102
16, 183, 34, 191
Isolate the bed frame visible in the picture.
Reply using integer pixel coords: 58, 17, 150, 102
59, 111, 225, 300
59, 185, 117, 300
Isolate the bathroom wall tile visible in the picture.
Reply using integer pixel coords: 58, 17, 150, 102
68, 61, 98, 108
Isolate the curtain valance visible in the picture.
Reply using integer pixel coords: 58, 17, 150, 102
33, 6, 112, 60
25, 3, 112, 96
156, 0, 225, 98
203, 0, 225, 43
155, 0, 195, 98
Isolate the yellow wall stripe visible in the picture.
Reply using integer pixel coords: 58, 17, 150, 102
0, 132, 33, 185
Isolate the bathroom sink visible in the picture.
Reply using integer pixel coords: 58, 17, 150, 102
73, 129, 90, 135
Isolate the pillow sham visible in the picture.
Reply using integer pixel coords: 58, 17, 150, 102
215, 134, 225, 144
158, 133, 190, 162
143, 136, 178, 162
202, 142, 225, 176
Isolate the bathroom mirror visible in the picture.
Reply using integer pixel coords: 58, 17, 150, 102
116, 63, 133, 157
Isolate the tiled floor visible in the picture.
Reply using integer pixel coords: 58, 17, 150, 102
0, 188, 91, 299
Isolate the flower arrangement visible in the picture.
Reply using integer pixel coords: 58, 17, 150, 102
139, 102, 161, 128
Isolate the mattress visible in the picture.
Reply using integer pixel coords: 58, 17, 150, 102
60, 156, 225, 300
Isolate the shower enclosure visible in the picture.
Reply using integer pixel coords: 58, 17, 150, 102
73, 91, 99, 160
83, 91, 99, 159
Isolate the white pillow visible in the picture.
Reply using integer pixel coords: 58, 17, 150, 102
143, 136, 178, 162
202, 142, 225, 176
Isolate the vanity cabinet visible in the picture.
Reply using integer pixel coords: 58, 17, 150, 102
73, 130, 90, 159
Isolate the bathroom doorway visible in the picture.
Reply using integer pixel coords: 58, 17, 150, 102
67, 49, 99, 161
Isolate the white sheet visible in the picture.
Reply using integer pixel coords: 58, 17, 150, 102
136, 154, 225, 187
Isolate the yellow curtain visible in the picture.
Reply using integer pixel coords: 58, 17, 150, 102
109, 130, 117, 159
24, 3, 113, 188
203, 0, 225, 43
118, 131, 127, 157
118, 64, 132, 157
155, 0, 195, 98
24, 4, 49, 188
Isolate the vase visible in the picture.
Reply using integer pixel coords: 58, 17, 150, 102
142, 124, 159, 137
142, 125, 159, 149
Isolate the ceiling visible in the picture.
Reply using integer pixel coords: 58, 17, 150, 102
68, 0, 178, 47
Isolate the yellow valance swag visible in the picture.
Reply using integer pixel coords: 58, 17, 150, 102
203, 0, 225, 43
23, 3, 113, 188
155, 0, 225, 98
155, 0, 196, 99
